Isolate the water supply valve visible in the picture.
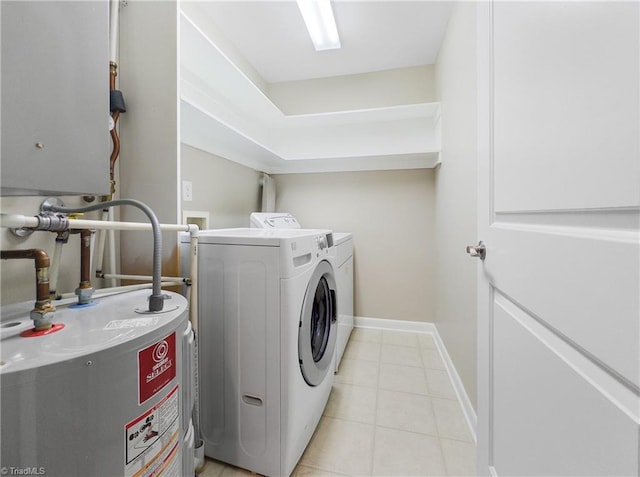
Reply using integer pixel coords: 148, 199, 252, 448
30, 302, 56, 331
75, 285, 95, 306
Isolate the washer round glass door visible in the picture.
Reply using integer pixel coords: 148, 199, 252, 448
298, 260, 337, 386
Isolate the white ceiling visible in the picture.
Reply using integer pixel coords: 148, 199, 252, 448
192, 1, 454, 84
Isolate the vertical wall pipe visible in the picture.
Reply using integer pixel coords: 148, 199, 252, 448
94, 209, 109, 282
102, 0, 125, 288
49, 233, 67, 299
108, 0, 122, 186
75, 229, 94, 304
89, 229, 96, 283
188, 230, 198, 332
186, 228, 204, 470
80, 230, 91, 286
109, 0, 119, 63
108, 208, 117, 287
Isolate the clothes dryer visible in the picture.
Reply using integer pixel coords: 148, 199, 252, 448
250, 212, 300, 229
332, 232, 354, 372
181, 228, 337, 476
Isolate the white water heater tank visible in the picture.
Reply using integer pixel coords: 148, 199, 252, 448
0, 289, 195, 477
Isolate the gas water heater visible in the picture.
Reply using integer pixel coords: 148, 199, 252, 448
0, 289, 195, 477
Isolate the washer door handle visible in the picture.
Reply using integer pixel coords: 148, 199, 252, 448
330, 289, 337, 323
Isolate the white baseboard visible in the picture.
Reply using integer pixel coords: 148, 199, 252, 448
430, 328, 478, 442
353, 316, 477, 442
354, 316, 437, 334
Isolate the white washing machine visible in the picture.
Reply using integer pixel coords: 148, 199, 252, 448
250, 213, 354, 371
180, 228, 337, 477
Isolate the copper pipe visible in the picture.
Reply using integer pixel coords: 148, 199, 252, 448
72, 229, 95, 305
109, 111, 120, 183
79, 229, 92, 289
1, 249, 55, 330
109, 61, 117, 90
109, 61, 120, 184
1, 249, 51, 303
1, 249, 50, 268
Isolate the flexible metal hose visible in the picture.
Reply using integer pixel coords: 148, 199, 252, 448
42, 198, 164, 312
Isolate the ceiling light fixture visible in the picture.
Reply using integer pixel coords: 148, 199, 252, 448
296, 0, 341, 51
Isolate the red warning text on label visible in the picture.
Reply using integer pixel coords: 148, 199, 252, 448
138, 332, 176, 404
125, 385, 180, 477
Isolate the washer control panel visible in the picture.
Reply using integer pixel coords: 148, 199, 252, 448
317, 235, 327, 251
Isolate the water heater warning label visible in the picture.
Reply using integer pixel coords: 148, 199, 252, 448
125, 385, 180, 477
138, 332, 176, 404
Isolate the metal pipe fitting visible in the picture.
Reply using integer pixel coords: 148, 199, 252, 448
41, 198, 165, 312
1, 249, 56, 330
35, 213, 69, 232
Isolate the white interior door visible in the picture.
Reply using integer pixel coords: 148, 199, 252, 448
476, 2, 640, 475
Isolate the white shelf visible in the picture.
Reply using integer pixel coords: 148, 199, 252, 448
179, 10, 441, 174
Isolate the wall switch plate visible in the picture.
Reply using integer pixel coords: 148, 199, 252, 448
182, 180, 193, 201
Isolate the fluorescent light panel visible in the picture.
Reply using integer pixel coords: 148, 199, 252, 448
296, 0, 341, 51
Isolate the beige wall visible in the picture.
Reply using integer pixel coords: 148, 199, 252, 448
434, 2, 478, 408
275, 170, 436, 323
268, 65, 436, 115
118, 1, 180, 278
180, 144, 262, 228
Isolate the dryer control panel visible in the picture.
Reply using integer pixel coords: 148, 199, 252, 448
250, 212, 300, 229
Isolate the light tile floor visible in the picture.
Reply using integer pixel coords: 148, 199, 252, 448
199, 328, 476, 477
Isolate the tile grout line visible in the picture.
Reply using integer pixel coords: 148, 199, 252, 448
374, 422, 441, 440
